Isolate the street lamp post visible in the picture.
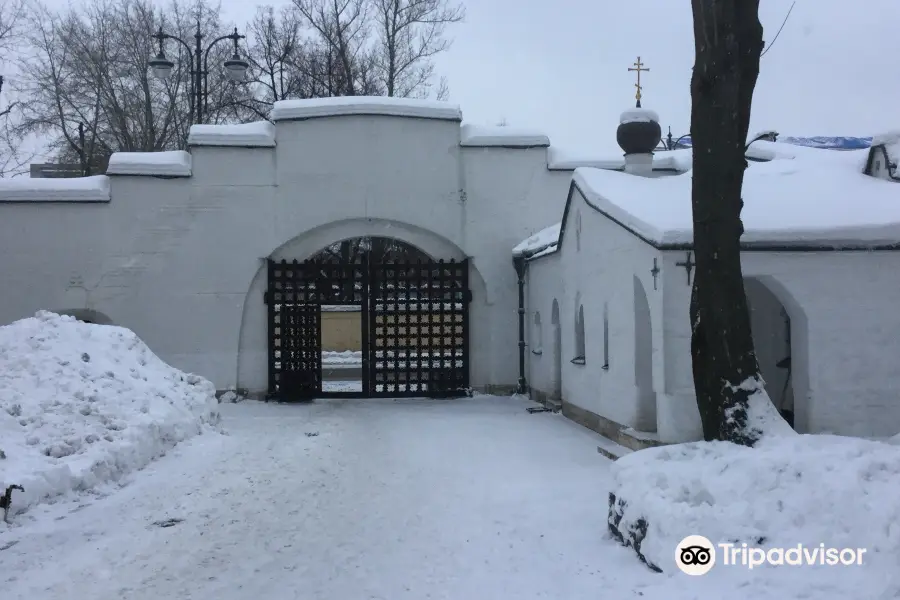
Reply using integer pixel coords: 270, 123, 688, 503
148, 21, 249, 125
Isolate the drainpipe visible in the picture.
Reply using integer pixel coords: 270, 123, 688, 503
513, 255, 528, 394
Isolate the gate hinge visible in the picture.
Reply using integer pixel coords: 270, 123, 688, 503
263, 290, 268, 304
464, 289, 473, 303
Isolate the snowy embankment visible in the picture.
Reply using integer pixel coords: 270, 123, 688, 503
608, 433, 900, 573
0, 312, 221, 517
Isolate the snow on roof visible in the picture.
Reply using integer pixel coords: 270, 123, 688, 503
547, 147, 693, 172
619, 107, 659, 124
106, 151, 192, 177
547, 141, 868, 174
872, 130, 900, 147
513, 222, 561, 257
573, 156, 900, 247
270, 96, 462, 122
459, 124, 550, 148
0, 175, 110, 202
188, 121, 276, 147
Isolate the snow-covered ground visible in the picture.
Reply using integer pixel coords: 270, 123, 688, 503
322, 350, 362, 365
1, 395, 895, 599
0, 312, 220, 514
322, 380, 362, 392
610, 434, 900, 596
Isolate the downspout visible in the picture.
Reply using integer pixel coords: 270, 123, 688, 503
513, 255, 528, 394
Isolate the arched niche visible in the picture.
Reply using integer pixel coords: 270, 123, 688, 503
744, 275, 810, 432
236, 217, 490, 396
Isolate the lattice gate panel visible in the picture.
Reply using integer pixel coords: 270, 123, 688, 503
368, 259, 470, 398
267, 259, 323, 400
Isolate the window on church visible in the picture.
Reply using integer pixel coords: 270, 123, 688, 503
532, 311, 543, 355
572, 305, 586, 365
602, 303, 609, 370
575, 211, 582, 252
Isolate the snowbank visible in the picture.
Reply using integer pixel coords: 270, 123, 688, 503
608, 434, 900, 573
0, 312, 220, 516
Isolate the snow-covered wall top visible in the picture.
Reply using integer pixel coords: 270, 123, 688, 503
270, 96, 462, 122
572, 152, 900, 248
547, 147, 691, 172
106, 150, 192, 177
0, 175, 110, 202
460, 124, 550, 148
188, 121, 276, 147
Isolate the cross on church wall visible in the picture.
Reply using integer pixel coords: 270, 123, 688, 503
650, 258, 660, 290
628, 56, 649, 107
675, 251, 695, 285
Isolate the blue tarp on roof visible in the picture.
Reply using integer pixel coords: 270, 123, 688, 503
671, 136, 873, 150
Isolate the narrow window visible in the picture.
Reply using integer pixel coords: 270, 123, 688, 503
572, 305, 586, 364
532, 312, 543, 355
602, 303, 609, 370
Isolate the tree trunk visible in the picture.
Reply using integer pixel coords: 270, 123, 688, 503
689, 0, 771, 446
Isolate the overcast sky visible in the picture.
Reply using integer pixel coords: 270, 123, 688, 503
35, 0, 900, 156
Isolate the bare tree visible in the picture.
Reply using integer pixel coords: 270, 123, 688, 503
370, 0, 462, 98
0, 0, 32, 175
689, 0, 789, 445
291, 0, 379, 96
288, 0, 461, 100
13, 0, 250, 168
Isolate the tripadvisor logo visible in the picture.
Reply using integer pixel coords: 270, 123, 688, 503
675, 535, 716, 575
675, 535, 867, 574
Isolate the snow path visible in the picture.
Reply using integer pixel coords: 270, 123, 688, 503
1, 396, 663, 599
4, 395, 873, 599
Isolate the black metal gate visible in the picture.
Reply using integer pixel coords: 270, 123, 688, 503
266, 257, 470, 401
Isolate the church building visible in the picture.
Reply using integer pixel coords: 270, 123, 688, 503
1, 60, 899, 451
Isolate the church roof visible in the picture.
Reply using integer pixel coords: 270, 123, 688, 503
513, 222, 561, 258
571, 147, 900, 250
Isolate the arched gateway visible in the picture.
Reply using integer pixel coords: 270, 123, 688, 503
266, 253, 471, 400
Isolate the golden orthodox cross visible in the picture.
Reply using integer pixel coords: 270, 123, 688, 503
628, 56, 649, 107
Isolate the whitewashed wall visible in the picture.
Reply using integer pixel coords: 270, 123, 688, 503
662, 250, 900, 438
533, 185, 667, 434
0, 102, 586, 396
524, 250, 563, 400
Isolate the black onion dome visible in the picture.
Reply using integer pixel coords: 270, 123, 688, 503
617, 108, 661, 155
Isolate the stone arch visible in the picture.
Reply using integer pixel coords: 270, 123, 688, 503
633, 276, 656, 431
744, 275, 809, 432
236, 217, 490, 396
53, 308, 114, 325
550, 298, 562, 399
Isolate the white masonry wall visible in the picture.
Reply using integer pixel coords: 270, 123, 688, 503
0, 100, 584, 395
524, 250, 562, 400
544, 185, 666, 434
662, 250, 900, 439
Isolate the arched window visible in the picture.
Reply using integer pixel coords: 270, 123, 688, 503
573, 304, 586, 365
532, 311, 543, 355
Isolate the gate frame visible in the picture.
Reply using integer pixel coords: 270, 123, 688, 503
265, 256, 470, 401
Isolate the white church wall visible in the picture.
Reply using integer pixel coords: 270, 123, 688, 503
461, 144, 573, 390
0, 105, 577, 396
662, 250, 900, 439
556, 186, 665, 433
660, 252, 704, 443
524, 250, 563, 401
